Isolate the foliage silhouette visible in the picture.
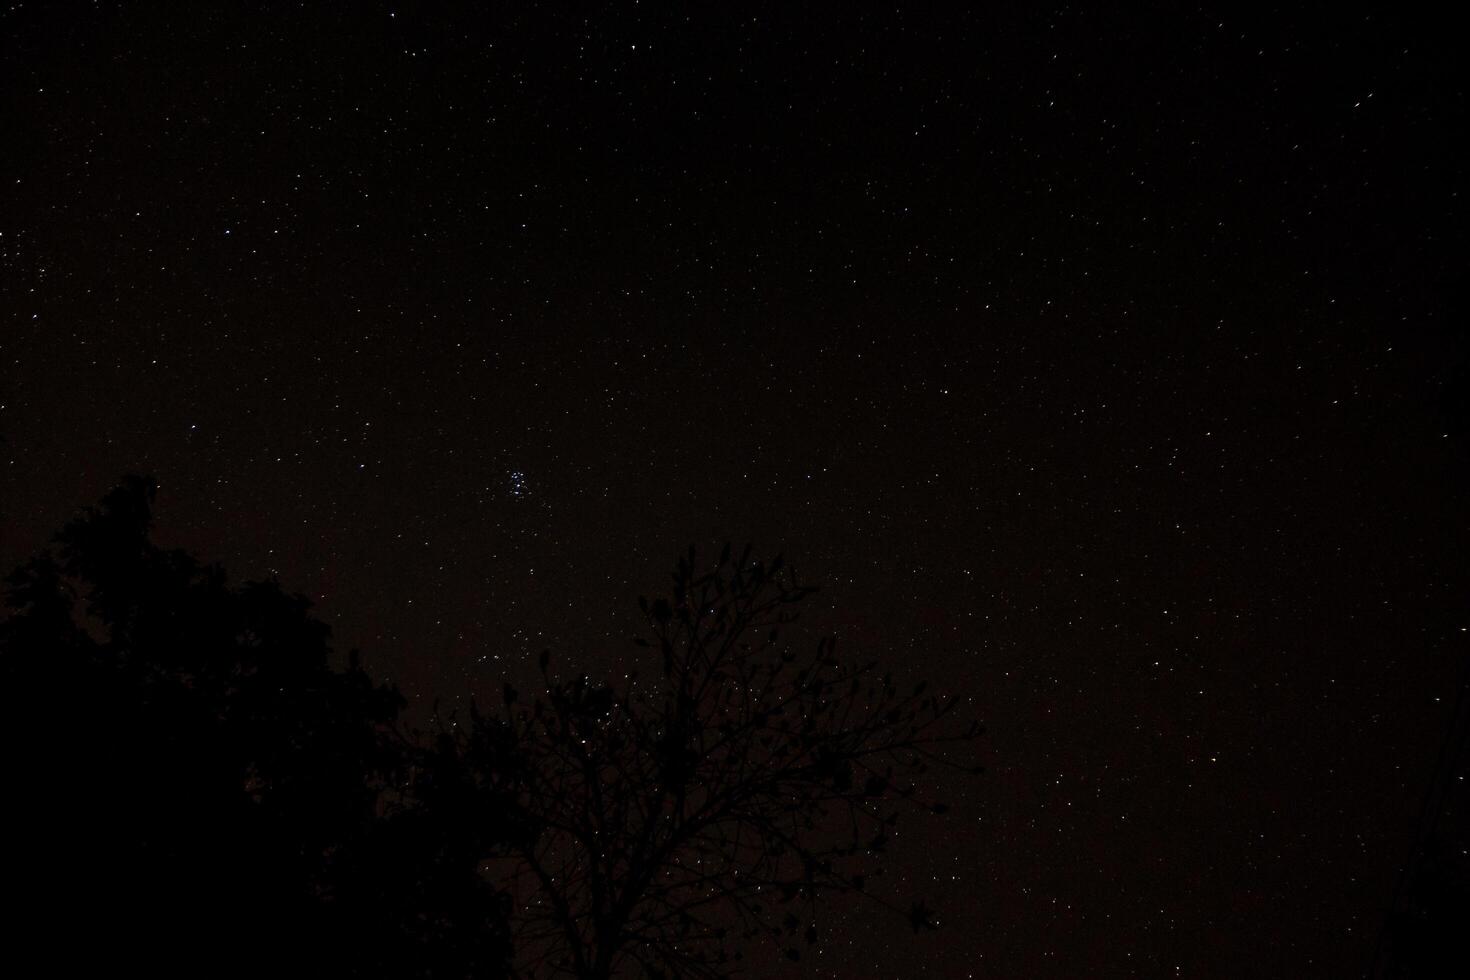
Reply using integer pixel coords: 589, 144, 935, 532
0, 476, 515, 978
441, 543, 983, 979
2, 481, 982, 979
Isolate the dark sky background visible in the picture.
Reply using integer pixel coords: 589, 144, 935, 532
2, 3, 1465, 977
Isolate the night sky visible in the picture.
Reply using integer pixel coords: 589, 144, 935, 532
2, 4, 1465, 977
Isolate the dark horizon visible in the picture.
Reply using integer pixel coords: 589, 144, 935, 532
2, 4, 1465, 977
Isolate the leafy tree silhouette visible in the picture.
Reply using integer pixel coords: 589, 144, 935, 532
444, 544, 983, 979
4, 481, 981, 979
0, 476, 515, 978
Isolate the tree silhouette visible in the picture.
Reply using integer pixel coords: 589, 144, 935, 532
0, 476, 515, 977
3, 481, 982, 978
447, 544, 983, 979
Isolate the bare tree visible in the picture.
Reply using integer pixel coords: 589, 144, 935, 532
448, 545, 983, 979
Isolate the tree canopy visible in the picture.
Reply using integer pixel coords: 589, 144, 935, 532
443, 544, 981, 979
0, 476, 514, 977
1, 479, 981, 978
